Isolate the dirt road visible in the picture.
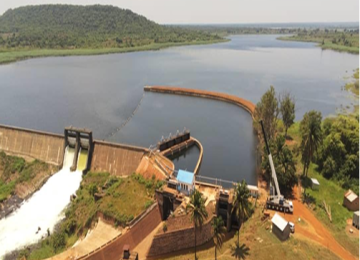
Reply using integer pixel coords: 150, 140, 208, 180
280, 187, 357, 260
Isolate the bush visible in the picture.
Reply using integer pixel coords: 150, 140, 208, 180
51, 232, 66, 252
162, 222, 167, 233
144, 200, 153, 209
88, 184, 98, 197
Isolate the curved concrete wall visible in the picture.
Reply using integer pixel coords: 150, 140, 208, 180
145, 86, 255, 117
0, 124, 65, 166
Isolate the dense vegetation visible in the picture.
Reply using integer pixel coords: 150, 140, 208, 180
256, 83, 359, 256
0, 151, 54, 202
180, 25, 300, 37
20, 172, 163, 260
279, 29, 359, 54
0, 5, 221, 49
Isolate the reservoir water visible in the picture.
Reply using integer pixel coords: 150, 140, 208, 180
0, 34, 358, 254
0, 147, 84, 258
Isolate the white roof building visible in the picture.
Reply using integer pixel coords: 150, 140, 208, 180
271, 213, 289, 231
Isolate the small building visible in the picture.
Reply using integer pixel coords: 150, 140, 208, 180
247, 184, 259, 198
310, 178, 320, 190
176, 170, 195, 196
343, 190, 359, 211
353, 211, 359, 229
271, 213, 291, 241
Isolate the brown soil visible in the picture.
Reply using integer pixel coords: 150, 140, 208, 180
278, 186, 358, 260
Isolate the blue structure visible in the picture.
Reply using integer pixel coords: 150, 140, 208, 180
176, 170, 195, 195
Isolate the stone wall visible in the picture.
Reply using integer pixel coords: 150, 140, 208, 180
147, 214, 215, 257
0, 124, 64, 166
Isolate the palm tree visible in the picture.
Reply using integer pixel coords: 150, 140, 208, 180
300, 110, 322, 176
186, 189, 208, 260
232, 180, 251, 247
212, 216, 226, 260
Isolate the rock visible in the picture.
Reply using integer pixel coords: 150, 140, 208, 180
349, 228, 353, 233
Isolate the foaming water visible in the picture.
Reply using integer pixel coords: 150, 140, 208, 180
77, 148, 88, 172
0, 147, 83, 258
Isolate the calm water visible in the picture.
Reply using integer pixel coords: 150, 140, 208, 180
0, 35, 358, 183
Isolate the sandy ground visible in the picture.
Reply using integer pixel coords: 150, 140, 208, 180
266, 186, 358, 260
133, 221, 163, 259
46, 218, 121, 260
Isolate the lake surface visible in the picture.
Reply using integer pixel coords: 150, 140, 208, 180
0, 35, 358, 183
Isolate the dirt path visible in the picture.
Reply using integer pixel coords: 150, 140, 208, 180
280, 187, 357, 260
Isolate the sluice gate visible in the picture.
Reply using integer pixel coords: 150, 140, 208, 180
64, 126, 93, 173
157, 129, 190, 152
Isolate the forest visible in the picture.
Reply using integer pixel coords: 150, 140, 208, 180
0, 5, 221, 49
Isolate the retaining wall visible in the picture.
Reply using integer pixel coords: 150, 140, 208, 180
90, 140, 147, 177
145, 86, 255, 117
147, 213, 215, 257
0, 125, 65, 166
78, 205, 162, 260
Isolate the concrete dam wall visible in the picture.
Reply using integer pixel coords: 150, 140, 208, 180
0, 124, 148, 177
0, 125, 65, 166
90, 141, 147, 177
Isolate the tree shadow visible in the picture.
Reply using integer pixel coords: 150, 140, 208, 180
230, 242, 250, 260
285, 135, 293, 141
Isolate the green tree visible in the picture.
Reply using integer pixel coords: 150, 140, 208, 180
262, 135, 297, 195
186, 189, 208, 260
255, 86, 279, 139
232, 180, 251, 247
300, 111, 323, 176
279, 91, 295, 138
212, 216, 226, 260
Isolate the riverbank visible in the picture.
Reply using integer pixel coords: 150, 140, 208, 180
0, 152, 59, 219
0, 39, 228, 65
278, 35, 359, 54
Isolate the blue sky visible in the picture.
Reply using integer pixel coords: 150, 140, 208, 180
1, 0, 359, 24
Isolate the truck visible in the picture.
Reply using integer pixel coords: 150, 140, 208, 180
260, 120, 294, 214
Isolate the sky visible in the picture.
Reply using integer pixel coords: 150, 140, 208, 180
0, 0, 359, 24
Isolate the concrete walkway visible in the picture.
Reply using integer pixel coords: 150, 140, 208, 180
46, 218, 121, 260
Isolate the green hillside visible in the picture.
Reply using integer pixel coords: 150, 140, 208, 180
0, 5, 223, 62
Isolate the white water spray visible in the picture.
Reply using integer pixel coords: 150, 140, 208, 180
0, 147, 85, 259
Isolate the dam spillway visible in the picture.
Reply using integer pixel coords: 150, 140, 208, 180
0, 147, 84, 259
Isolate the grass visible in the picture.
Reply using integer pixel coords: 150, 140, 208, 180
282, 122, 359, 257
27, 172, 163, 260
159, 204, 340, 260
344, 68, 359, 96
0, 39, 227, 65
278, 32, 359, 54
0, 151, 54, 202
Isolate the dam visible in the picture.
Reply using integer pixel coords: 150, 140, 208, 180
0, 124, 158, 259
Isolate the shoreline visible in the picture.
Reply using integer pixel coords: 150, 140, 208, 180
277, 35, 359, 54
0, 38, 228, 65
